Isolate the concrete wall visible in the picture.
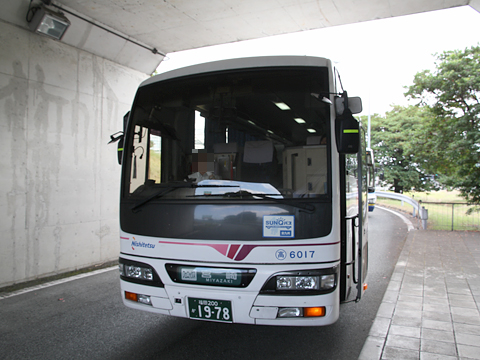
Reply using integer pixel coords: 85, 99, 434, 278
0, 20, 148, 288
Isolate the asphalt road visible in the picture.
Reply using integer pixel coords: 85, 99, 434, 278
0, 207, 408, 360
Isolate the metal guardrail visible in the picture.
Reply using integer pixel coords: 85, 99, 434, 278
418, 201, 479, 231
376, 191, 428, 229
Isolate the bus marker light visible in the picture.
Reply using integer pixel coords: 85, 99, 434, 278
304, 307, 326, 317
363, 283, 368, 291
125, 291, 137, 302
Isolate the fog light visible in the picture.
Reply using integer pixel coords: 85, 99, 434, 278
278, 307, 303, 318
137, 294, 152, 306
125, 291, 152, 306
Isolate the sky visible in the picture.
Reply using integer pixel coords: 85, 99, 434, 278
156, 5, 480, 116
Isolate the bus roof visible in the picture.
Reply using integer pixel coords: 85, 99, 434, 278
141, 56, 332, 88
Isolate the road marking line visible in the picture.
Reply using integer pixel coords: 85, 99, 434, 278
377, 206, 415, 231
0, 266, 117, 300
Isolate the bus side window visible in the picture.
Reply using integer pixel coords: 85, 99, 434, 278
149, 131, 162, 183
130, 125, 148, 193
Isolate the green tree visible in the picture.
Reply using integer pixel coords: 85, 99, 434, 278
406, 45, 480, 203
368, 105, 439, 193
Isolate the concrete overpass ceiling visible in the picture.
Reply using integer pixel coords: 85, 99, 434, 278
57, 0, 472, 52
1, 0, 476, 73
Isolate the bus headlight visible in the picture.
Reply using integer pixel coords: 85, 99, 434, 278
320, 274, 336, 289
124, 264, 153, 280
277, 276, 319, 290
276, 274, 335, 291
119, 258, 164, 287
261, 267, 337, 294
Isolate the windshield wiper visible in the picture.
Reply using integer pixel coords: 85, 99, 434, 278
132, 185, 315, 213
252, 193, 316, 213
131, 185, 185, 212
131, 183, 239, 212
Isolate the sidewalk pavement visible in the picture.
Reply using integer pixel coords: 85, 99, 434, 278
359, 230, 480, 360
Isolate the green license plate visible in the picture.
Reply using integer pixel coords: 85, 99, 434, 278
188, 297, 233, 322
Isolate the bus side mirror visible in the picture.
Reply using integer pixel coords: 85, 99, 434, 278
335, 96, 363, 115
108, 131, 124, 165
117, 137, 124, 164
108, 111, 130, 165
335, 109, 359, 154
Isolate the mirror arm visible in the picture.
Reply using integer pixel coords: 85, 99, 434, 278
108, 131, 124, 144
341, 91, 348, 113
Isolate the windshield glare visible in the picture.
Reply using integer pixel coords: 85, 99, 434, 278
125, 67, 331, 201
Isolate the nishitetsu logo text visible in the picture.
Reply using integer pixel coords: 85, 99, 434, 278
131, 240, 155, 250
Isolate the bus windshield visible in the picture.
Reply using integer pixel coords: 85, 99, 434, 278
124, 67, 331, 202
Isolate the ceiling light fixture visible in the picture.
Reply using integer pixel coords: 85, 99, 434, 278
25, 0, 164, 56
26, 1, 70, 40
294, 118, 306, 124
273, 102, 291, 111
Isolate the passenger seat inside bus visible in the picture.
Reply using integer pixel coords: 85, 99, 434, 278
241, 140, 279, 185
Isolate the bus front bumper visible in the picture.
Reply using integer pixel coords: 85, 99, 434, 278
120, 280, 340, 326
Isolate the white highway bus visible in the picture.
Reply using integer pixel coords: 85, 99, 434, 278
111, 56, 369, 326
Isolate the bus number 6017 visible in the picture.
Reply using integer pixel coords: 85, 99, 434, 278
290, 251, 315, 259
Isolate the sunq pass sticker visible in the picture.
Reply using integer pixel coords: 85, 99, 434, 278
263, 215, 295, 238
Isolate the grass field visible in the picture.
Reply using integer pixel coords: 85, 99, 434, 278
376, 190, 480, 231
148, 150, 161, 182
403, 190, 466, 203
